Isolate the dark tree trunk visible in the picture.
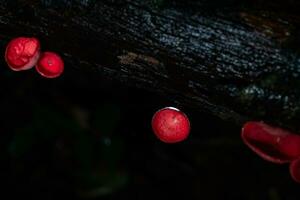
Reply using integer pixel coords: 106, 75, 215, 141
1, 0, 300, 132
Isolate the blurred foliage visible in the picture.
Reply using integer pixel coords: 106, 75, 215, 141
7, 100, 128, 198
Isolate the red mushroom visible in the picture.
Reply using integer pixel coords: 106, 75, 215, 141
241, 121, 300, 164
5, 37, 40, 71
289, 158, 300, 183
151, 107, 190, 143
35, 52, 64, 78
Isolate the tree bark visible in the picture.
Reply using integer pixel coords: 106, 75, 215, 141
1, 0, 300, 132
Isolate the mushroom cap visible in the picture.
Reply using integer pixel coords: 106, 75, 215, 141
290, 158, 300, 183
35, 52, 64, 78
241, 121, 300, 164
151, 107, 190, 143
5, 37, 41, 71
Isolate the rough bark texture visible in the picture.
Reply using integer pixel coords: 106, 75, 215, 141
1, 0, 300, 132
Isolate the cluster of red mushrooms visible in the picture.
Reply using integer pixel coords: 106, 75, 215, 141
5, 37, 64, 78
4, 37, 300, 183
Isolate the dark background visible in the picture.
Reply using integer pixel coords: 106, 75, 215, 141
0, 61, 299, 200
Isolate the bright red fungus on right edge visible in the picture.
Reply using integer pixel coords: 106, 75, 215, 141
290, 158, 300, 183
152, 107, 190, 143
241, 121, 300, 164
35, 52, 64, 78
5, 37, 40, 71
241, 121, 300, 183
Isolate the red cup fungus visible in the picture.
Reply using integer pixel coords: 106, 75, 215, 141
290, 158, 300, 183
241, 121, 300, 164
151, 107, 190, 143
5, 37, 41, 71
35, 52, 64, 78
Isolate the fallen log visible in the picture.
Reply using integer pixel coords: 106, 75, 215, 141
1, 0, 300, 132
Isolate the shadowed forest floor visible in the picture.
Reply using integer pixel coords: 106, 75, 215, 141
0, 70, 299, 200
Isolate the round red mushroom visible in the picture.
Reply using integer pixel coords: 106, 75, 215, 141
35, 52, 64, 78
5, 37, 41, 71
151, 107, 190, 143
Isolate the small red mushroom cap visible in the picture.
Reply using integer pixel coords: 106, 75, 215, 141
151, 107, 190, 143
5, 37, 40, 71
241, 121, 300, 164
290, 158, 300, 183
35, 52, 64, 78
